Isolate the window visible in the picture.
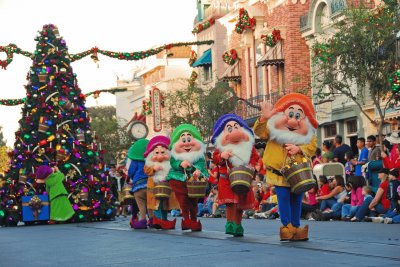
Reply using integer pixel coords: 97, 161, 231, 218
324, 123, 337, 138
382, 123, 392, 135
203, 65, 212, 81
346, 119, 357, 134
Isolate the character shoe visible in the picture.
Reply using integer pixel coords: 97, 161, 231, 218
232, 223, 244, 237
225, 221, 234, 235
132, 219, 148, 229
292, 225, 309, 241
280, 223, 296, 241
190, 219, 202, 232
181, 218, 191, 230
129, 216, 138, 228
148, 217, 155, 228
152, 217, 163, 229
161, 218, 177, 230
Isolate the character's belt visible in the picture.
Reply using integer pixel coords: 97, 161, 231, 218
266, 167, 283, 177
219, 174, 228, 179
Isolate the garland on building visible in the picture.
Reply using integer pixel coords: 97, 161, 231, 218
188, 50, 198, 66
142, 90, 165, 116
0, 88, 127, 106
261, 29, 282, 47
192, 18, 215, 34
0, 40, 214, 69
189, 71, 198, 86
235, 8, 256, 34
389, 68, 400, 94
222, 49, 238, 65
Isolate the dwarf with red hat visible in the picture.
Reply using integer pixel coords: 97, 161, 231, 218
253, 93, 317, 241
211, 114, 259, 237
144, 135, 179, 229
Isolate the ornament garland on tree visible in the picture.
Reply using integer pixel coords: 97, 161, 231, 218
222, 49, 238, 65
235, 8, 256, 34
389, 68, 400, 93
192, 18, 215, 34
0, 41, 214, 69
261, 29, 282, 47
188, 50, 197, 66
0, 24, 116, 226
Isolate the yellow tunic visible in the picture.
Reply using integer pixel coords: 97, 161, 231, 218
253, 119, 317, 187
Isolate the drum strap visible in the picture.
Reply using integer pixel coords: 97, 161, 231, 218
266, 166, 283, 177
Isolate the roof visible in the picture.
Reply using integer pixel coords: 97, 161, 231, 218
192, 49, 212, 67
257, 41, 284, 67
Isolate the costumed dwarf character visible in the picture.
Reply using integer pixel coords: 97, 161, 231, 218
253, 93, 317, 241
211, 114, 259, 237
126, 139, 152, 229
144, 135, 179, 229
166, 124, 209, 231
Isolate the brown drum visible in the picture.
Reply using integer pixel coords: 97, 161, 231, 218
229, 165, 254, 195
187, 180, 207, 198
281, 161, 316, 194
121, 185, 134, 205
154, 181, 172, 199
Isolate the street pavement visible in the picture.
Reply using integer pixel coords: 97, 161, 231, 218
0, 217, 399, 267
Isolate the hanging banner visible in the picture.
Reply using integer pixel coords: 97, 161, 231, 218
152, 87, 162, 132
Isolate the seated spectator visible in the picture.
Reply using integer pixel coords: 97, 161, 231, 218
341, 176, 366, 220
387, 168, 400, 210
344, 151, 354, 180
301, 179, 319, 219
318, 175, 331, 197
382, 185, 400, 224
317, 175, 345, 212
243, 182, 261, 218
312, 148, 322, 167
352, 168, 391, 221
257, 183, 271, 212
207, 162, 219, 186
198, 186, 218, 217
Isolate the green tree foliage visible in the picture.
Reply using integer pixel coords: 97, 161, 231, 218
312, 3, 400, 138
164, 80, 236, 144
0, 126, 6, 146
87, 106, 134, 163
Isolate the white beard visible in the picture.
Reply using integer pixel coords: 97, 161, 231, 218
145, 151, 171, 183
170, 141, 206, 164
214, 129, 255, 167
267, 112, 316, 145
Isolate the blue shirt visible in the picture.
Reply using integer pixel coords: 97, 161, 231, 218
128, 160, 148, 193
355, 147, 369, 176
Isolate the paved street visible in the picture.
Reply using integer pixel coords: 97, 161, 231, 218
0, 217, 399, 267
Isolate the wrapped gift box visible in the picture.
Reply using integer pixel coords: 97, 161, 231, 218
22, 195, 50, 222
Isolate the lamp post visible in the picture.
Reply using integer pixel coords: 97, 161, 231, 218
396, 31, 400, 62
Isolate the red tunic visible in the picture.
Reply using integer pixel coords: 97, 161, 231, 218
213, 147, 259, 210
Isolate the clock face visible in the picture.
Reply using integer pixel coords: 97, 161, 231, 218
130, 121, 148, 140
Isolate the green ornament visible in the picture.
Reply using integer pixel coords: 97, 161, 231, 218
87, 151, 93, 156
64, 163, 71, 169
0, 210, 4, 217
23, 134, 30, 139
79, 214, 84, 219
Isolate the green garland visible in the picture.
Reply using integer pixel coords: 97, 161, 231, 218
235, 8, 256, 34
192, 18, 215, 34
0, 41, 214, 67
0, 88, 127, 106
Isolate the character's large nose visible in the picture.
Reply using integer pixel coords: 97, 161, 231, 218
229, 130, 243, 143
287, 117, 298, 128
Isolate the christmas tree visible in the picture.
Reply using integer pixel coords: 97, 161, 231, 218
0, 24, 115, 226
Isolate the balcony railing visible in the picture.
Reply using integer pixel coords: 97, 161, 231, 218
234, 92, 281, 121
204, 0, 234, 19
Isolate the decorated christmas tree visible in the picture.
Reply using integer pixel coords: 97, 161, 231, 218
0, 24, 115, 226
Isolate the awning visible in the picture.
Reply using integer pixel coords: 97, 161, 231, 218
192, 49, 212, 67
221, 61, 241, 82
257, 41, 284, 67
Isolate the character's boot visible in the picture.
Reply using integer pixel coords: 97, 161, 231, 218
181, 218, 191, 230
129, 215, 138, 228
147, 217, 154, 228
152, 216, 163, 229
292, 225, 309, 241
132, 219, 148, 229
190, 219, 202, 232
280, 223, 296, 241
225, 221, 234, 235
232, 222, 244, 237
161, 218, 177, 230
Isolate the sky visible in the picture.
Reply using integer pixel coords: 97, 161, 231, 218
0, 0, 197, 146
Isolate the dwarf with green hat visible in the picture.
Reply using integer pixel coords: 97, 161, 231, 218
126, 138, 151, 229
167, 124, 209, 231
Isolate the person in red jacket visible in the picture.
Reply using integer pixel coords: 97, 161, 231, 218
211, 114, 259, 237
382, 145, 400, 174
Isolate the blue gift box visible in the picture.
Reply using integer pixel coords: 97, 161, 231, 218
22, 195, 50, 222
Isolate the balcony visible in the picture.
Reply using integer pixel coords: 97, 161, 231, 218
204, 0, 234, 19
234, 92, 281, 121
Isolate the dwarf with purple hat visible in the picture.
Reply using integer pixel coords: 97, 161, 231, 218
211, 114, 259, 237
144, 135, 179, 229
36, 165, 75, 223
